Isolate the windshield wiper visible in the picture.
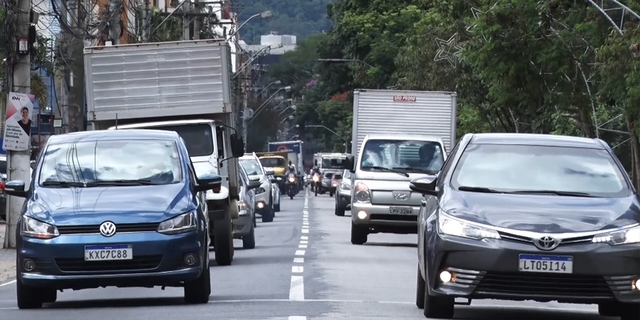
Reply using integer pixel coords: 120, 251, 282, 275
393, 166, 437, 175
506, 190, 596, 197
41, 181, 94, 188
457, 186, 503, 193
362, 166, 409, 177
93, 179, 161, 186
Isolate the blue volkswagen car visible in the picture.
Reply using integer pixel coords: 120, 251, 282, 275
4, 129, 222, 309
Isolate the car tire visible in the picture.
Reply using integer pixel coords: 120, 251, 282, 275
620, 303, 640, 320
274, 201, 280, 212
270, 199, 275, 217
213, 206, 234, 266
598, 302, 619, 316
330, 191, 334, 197
335, 203, 345, 216
243, 224, 256, 249
261, 207, 274, 223
184, 264, 211, 304
422, 275, 454, 319
416, 265, 425, 309
350, 222, 367, 245
42, 288, 57, 303
16, 279, 43, 309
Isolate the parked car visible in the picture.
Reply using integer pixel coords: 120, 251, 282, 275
335, 169, 352, 216
413, 133, 640, 320
239, 153, 275, 223
234, 164, 261, 249
267, 174, 281, 212
7, 129, 221, 309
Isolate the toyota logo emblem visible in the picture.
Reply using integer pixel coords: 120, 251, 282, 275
534, 235, 559, 251
99, 221, 117, 237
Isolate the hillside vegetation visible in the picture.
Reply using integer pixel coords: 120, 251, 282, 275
237, 0, 332, 44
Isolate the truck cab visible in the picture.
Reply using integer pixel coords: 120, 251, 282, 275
348, 134, 447, 245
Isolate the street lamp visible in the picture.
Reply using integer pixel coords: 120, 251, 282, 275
249, 86, 292, 123
278, 104, 296, 116
230, 11, 272, 38
303, 124, 349, 153
257, 80, 281, 97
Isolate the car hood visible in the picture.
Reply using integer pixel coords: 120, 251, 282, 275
440, 190, 640, 233
28, 184, 193, 226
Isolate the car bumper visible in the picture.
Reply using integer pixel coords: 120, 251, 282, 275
351, 203, 418, 233
233, 213, 253, 237
18, 230, 205, 289
337, 189, 351, 208
427, 232, 640, 304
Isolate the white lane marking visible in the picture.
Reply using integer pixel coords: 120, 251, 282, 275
289, 275, 304, 301
206, 298, 414, 304
298, 244, 307, 249
295, 250, 305, 256
294, 257, 304, 263
292, 265, 304, 273
301, 229, 309, 234
0, 280, 15, 287
302, 222, 309, 226
301, 236, 308, 240
289, 317, 307, 320
300, 240, 308, 244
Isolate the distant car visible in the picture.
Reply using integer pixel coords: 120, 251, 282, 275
7, 129, 221, 309
335, 169, 352, 216
234, 164, 261, 249
239, 153, 275, 223
321, 171, 333, 194
414, 133, 640, 320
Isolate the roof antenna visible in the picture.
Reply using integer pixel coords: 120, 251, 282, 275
115, 113, 118, 130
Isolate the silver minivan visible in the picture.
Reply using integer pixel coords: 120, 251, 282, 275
346, 134, 447, 245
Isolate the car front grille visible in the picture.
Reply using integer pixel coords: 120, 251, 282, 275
57, 223, 160, 235
475, 272, 613, 298
56, 255, 163, 272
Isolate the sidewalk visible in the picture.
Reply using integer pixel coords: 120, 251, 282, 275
0, 223, 16, 284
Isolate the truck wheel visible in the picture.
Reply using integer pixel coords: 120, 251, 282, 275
213, 206, 234, 266
243, 224, 256, 249
16, 279, 43, 309
350, 222, 368, 245
184, 264, 211, 304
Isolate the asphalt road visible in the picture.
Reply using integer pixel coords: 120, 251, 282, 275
0, 188, 615, 319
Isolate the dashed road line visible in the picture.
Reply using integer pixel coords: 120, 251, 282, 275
289, 189, 310, 301
288, 317, 307, 320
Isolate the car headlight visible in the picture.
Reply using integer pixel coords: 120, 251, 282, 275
592, 225, 640, 245
21, 216, 59, 239
354, 182, 370, 203
438, 210, 501, 240
238, 200, 249, 216
158, 211, 197, 234
340, 182, 351, 190
256, 187, 266, 194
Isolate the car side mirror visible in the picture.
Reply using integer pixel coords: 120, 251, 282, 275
230, 133, 245, 158
5, 180, 28, 198
248, 177, 261, 190
409, 175, 438, 196
195, 173, 223, 192
265, 170, 275, 175
344, 155, 355, 172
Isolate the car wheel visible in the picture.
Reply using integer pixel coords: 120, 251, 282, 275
183, 264, 211, 304
335, 203, 345, 216
416, 265, 425, 309
16, 279, 43, 309
243, 224, 256, 249
330, 191, 334, 197
42, 288, 57, 303
598, 302, 620, 316
620, 303, 640, 320
213, 206, 234, 266
270, 198, 275, 217
274, 200, 280, 212
350, 222, 367, 245
261, 207, 274, 223
422, 274, 454, 319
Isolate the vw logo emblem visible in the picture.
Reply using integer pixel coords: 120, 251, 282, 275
534, 235, 559, 251
393, 191, 409, 201
99, 221, 117, 237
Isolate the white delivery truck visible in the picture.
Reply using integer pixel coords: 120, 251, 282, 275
84, 40, 245, 265
347, 89, 457, 245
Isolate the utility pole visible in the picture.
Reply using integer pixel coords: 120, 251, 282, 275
142, 0, 151, 41
4, 0, 32, 248
192, 0, 200, 40
109, 0, 122, 44
58, 0, 70, 133
67, 0, 85, 132
182, 1, 191, 40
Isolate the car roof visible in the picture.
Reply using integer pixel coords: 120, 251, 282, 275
107, 119, 216, 130
469, 133, 605, 149
364, 134, 444, 142
47, 129, 182, 145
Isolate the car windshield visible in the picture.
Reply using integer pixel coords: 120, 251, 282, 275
192, 161, 218, 177
360, 139, 444, 174
322, 157, 347, 169
333, 174, 342, 180
260, 157, 285, 167
240, 158, 264, 176
452, 144, 630, 197
150, 124, 214, 157
39, 139, 182, 186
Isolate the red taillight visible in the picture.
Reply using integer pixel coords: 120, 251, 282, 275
0, 182, 5, 191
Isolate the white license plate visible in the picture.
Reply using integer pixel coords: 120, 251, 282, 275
84, 245, 133, 261
389, 206, 412, 215
518, 254, 573, 274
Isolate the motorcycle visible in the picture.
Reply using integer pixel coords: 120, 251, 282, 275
312, 173, 322, 196
286, 173, 298, 200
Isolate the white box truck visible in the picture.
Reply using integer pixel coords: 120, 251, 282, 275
84, 40, 245, 265
347, 89, 457, 245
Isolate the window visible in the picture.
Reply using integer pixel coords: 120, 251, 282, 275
451, 144, 630, 197
151, 124, 214, 157
324, 172, 334, 178
333, 174, 343, 179
39, 140, 182, 185
260, 157, 285, 167
360, 139, 444, 174
240, 158, 264, 176
322, 158, 347, 169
